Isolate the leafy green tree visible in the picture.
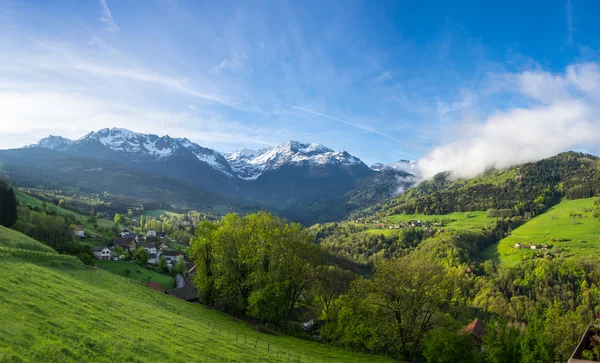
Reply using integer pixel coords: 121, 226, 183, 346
482, 317, 522, 363
325, 256, 456, 361
114, 213, 125, 225
0, 182, 17, 227
134, 247, 149, 265
520, 313, 554, 363
313, 265, 355, 319
157, 255, 169, 274
190, 220, 218, 304
422, 329, 479, 363
114, 245, 124, 258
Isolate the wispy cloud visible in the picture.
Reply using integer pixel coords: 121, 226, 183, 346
211, 52, 244, 74
99, 0, 119, 34
373, 71, 392, 82
286, 105, 417, 149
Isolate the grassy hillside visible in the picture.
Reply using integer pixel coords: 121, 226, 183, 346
0, 255, 391, 362
387, 211, 493, 231
15, 189, 119, 236
140, 209, 181, 219
95, 260, 175, 290
483, 198, 600, 266
0, 225, 55, 253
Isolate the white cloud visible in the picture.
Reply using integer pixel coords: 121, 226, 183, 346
416, 63, 600, 179
100, 0, 119, 34
211, 52, 243, 74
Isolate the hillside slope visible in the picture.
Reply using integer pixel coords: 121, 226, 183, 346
483, 197, 600, 266
0, 254, 391, 362
0, 225, 55, 253
367, 152, 600, 218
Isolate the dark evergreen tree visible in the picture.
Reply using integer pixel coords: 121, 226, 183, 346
0, 181, 17, 227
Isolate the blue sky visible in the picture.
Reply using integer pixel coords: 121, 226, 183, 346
1, 0, 600, 172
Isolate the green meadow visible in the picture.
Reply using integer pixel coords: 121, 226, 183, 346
483, 198, 600, 266
0, 239, 392, 362
0, 225, 56, 253
15, 189, 119, 236
140, 209, 181, 219
386, 211, 493, 231
95, 260, 175, 290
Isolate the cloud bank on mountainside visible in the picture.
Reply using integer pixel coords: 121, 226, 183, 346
416, 63, 600, 180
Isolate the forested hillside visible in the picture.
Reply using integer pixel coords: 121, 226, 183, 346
366, 152, 600, 218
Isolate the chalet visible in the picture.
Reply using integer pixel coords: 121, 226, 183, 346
143, 243, 157, 254
530, 245, 538, 250
121, 233, 137, 240
463, 319, 485, 350
73, 225, 85, 238
514, 243, 522, 249
113, 237, 137, 251
163, 250, 184, 263
165, 283, 199, 302
147, 253, 158, 265
156, 232, 166, 239
92, 246, 112, 260
146, 230, 157, 237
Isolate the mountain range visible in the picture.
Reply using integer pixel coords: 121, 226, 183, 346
1, 128, 416, 224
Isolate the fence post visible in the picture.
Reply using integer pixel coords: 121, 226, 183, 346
244, 333, 247, 344
236, 330, 238, 340
287, 352, 290, 362
254, 337, 259, 349
268, 344, 270, 353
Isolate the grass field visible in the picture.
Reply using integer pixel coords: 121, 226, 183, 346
386, 211, 494, 231
15, 189, 119, 237
95, 260, 175, 290
140, 209, 181, 219
0, 254, 392, 362
0, 225, 55, 253
482, 198, 600, 266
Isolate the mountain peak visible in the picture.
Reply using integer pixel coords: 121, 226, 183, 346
26, 129, 373, 181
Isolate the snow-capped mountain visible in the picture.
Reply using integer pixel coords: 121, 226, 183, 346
17, 128, 416, 224
225, 141, 365, 180
29, 129, 369, 181
26, 135, 70, 150
371, 159, 416, 174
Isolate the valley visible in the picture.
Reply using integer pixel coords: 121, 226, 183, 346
2, 143, 600, 362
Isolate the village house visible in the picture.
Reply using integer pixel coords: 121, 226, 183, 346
530, 245, 537, 250
463, 319, 486, 350
163, 250, 184, 264
514, 243, 522, 249
146, 230, 157, 237
143, 243, 157, 254
147, 253, 158, 265
73, 225, 85, 238
156, 232, 166, 239
113, 237, 137, 251
92, 246, 112, 260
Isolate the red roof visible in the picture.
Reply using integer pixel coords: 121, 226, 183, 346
74, 225, 84, 230
142, 281, 164, 293
463, 319, 486, 338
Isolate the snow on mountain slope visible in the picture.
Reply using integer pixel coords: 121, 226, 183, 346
226, 141, 364, 180
371, 159, 416, 174
26, 135, 70, 150
28, 129, 372, 180
175, 138, 233, 176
